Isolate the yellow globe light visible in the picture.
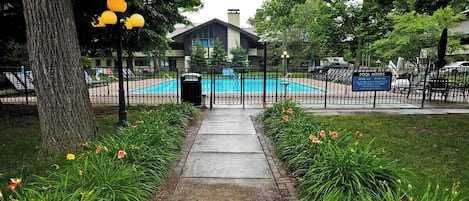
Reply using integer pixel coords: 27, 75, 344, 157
91, 16, 106, 27
100, 10, 117, 25
129, 14, 145, 28
107, 0, 127, 12
124, 18, 133, 30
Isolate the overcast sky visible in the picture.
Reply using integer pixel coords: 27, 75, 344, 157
183, 0, 265, 28
183, 0, 363, 28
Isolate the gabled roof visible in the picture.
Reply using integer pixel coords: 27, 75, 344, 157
170, 18, 260, 43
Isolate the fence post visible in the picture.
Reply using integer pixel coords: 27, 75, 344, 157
324, 72, 328, 108
421, 69, 428, 108
275, 68, 278, 102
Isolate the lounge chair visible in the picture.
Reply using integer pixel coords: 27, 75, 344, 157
84, 71, 107, 87
4, 71, 35, 92
123, 68, 144, 80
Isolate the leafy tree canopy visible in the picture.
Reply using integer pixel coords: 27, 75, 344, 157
371, 6, 465, 63
0, 0, 203, 64
75, 0, 202, 56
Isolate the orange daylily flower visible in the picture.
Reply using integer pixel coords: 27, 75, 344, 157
117, 150, 127, 159
330, 131, 339, 139
96, 145, 102, 154
282, 115, 289, 121
309, 135, 322, 144
8, 178, 21, 191
319, 130, 326, 139
355, 130, 363, 137
286, 108, 293, 114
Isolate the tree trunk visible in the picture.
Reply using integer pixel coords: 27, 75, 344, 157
354, 38, 363, 69
22, 0, 99, 157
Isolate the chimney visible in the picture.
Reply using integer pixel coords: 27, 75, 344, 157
228, 9, 240, 27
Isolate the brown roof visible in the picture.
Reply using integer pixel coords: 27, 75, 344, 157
168, 18, 259, 42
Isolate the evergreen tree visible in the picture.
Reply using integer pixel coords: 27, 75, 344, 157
230, 46, 248, 69
189, 40, 208, 73
210, 39, 227, 71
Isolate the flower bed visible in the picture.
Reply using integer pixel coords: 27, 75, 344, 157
3, 103, 197, 200
258, 101, 464, 201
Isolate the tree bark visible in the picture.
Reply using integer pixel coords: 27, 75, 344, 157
354, 38, 362, 69
22, 0, 99, 157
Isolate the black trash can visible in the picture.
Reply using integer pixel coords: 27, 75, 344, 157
181, 73, 202, 105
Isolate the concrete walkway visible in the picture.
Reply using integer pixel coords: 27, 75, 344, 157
171, 109, 283, 201
168, 106, 469, 201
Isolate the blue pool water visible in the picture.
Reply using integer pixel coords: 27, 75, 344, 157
132, 78, 324, 93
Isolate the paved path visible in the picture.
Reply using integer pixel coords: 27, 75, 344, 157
171, 109, 286, 201
169, 106, 469, 201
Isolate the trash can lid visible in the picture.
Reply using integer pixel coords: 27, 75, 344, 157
181, 73, 202, 77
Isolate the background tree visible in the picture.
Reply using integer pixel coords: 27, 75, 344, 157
249, 0, 306, 68
290, 0, 346, 65
230, 46, 248, 69
249, 0, 306, 37
22, 0, 99, 157
209, 39, 228, 70
189, 41, 208, 73
371, 7, 465, 65
0, 0, 27, 66
74, 0, 202, 58
413, 0, 469, 14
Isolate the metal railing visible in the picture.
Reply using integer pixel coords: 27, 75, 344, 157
2, 66, 469, 108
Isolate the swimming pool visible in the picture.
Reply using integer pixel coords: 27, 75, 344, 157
131, 78, 324, 93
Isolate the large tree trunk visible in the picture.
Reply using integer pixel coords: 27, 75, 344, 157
354, 38, 363, 69
22, 0, 99, 157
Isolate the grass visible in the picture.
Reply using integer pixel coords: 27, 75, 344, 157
311, 114, 469, 198
0, 89, 18, 96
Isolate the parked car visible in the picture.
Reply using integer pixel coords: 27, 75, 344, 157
309, 61, 349, 73
440, 61, 469, 73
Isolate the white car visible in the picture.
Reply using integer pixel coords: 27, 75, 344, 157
440, 61, 469, 73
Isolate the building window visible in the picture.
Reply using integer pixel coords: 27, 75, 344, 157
106, 59, 112, 67
135, 59, 145, 66
192, 39, 214, 48
95, 59, 101, 66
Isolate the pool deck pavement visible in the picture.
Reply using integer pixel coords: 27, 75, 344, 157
166, 106, 469, 201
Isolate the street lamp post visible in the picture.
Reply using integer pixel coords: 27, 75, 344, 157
92, 0, 145, 127
281, 51, 289, 77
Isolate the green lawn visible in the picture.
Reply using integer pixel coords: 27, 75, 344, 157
312, 114, 469, 197
0, 105, 121, 186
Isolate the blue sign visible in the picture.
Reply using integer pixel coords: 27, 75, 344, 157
352, 72, 392, 91
222, 68, 234, 76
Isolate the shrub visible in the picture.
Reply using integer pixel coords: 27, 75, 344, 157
259, 101, 410, 200
9, 103, 198, 201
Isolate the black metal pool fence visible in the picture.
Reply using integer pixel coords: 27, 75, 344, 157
1, 66, 468, 108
